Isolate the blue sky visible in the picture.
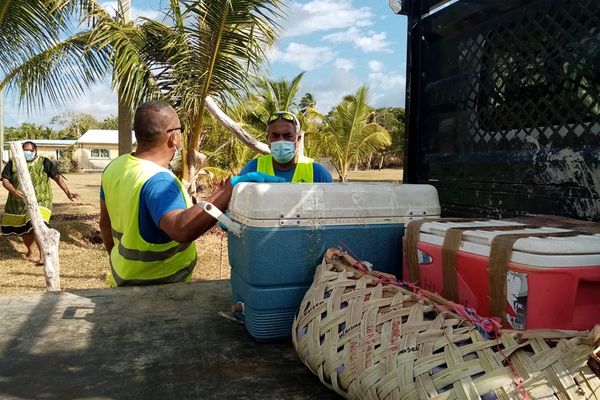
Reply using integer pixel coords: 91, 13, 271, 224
3, 0, 408, 127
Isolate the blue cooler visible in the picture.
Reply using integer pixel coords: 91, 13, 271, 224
227, 183, 440, 340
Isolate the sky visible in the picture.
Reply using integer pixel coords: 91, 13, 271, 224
3, 0, 408, 128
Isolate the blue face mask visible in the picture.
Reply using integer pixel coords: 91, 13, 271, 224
24, 151, 36, 162
270, 140, 297, 163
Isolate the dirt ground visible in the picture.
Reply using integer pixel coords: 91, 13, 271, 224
0, 173, 230, 295
0, 169, 402, 296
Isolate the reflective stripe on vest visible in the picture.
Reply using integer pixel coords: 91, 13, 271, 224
109, 257, 196, 287
101, 154, 197, 286
256, 154, 314, 183
112, 228, 193, 261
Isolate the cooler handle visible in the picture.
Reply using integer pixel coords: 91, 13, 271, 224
198, 201, 242, 237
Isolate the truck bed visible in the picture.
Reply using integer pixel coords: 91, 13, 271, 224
0, 280, 338, 399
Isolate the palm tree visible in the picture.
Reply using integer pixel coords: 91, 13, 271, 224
257, 72, 305, 112
0, 1, 111, 111
1, 0, 284, 196
0, 0, 74, 68
299, 92, 316, 114
317, 86, 391, 182
82, 0, 283, 185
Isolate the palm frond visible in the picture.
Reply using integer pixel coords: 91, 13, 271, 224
1, 32, 111, 111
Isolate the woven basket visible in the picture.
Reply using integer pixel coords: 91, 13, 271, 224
292, 248, 600, 399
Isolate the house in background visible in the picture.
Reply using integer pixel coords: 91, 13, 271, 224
74, 129, 136, 171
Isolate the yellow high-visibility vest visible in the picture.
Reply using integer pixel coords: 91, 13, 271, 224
256, 154, 314, 183
101, 154, 197, 286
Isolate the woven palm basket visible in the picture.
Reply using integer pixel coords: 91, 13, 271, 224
292, 248, 600, 399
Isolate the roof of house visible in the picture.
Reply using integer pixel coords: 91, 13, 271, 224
6, 139, 77, 146
77, 130, 136, 145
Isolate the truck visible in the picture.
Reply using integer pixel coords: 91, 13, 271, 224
396, 0, 599, 221
0, 1, 597, 399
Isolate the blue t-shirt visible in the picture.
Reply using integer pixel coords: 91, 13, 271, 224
239, 158, 333, 182
100, 171, 186, 244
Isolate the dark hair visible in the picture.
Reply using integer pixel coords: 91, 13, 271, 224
22, 141, 37, 151
133, 100, 176, 144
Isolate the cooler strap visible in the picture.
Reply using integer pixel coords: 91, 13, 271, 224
404, 220, 429, 284
440, 224, 539, 303
488, 230, 584, 326
441, 228, 463, 302
404, 218, 483, 284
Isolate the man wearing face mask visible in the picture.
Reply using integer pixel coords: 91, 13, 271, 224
238, 111, 333, 183
99, 100, 278, 287
1, 141, 79, 265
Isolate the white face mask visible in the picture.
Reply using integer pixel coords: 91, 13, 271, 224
24, 151, 36, 162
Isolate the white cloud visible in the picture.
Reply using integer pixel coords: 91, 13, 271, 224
282, 0, 373, 37
301, 69, 361, 113
100, 1, 162, 21
270, 42, 336, 71
368, 60, 384, 73
4, 80, 118, 127
324, 27, 392, 53
334, 58, 355, 71
299, 64, 406, 114
367, 67, 406, 108
64, 81, 118, 120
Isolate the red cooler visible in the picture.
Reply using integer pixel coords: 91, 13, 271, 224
403, 220, 600, 330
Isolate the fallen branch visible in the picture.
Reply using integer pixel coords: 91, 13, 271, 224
205, 96, 270, 155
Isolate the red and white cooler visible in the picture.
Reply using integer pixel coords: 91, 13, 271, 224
403, 220, 600, 330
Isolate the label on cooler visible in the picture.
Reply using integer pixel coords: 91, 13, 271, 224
506, 271, 528, 329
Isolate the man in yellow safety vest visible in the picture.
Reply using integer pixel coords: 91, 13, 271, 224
100, 101, 281, 286
238, 111, 333, 183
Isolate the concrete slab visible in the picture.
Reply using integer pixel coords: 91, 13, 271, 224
0, 280, 339, 400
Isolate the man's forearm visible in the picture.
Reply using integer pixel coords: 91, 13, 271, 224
99, 201, 114, 254
100, 225, 114, 254
161, 183, 233, 243
2, 178, 18, 195
54, 176, 72, 197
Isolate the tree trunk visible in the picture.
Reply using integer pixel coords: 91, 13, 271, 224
117, 98, 132, 155
117, 0, 132, 156
10, 142, 60, 291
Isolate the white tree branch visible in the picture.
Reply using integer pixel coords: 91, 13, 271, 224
205, 96, 270, 155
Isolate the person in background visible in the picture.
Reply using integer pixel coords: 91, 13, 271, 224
239, 111, 333, 183
99, 100, 282, 287
1, 141, 79, 265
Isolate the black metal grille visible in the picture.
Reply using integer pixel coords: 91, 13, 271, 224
405, 0, 600, 221
458, 1, 599, 151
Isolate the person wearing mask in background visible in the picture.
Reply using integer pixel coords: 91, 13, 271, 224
99, 100, 282, 287
238, 111, 333, 183
1, 141, 79, 265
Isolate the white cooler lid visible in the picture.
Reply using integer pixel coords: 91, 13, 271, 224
229, 183, 440, 225
418, 220, 600, 267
